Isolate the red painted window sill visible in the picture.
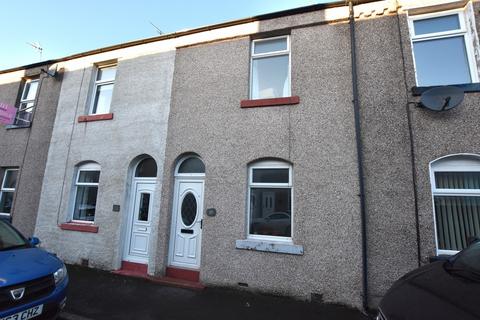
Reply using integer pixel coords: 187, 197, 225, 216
240, 96, 300, 108
78, 113, 114, 123
60, 222, 99, 233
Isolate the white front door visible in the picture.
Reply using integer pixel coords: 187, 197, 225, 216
169, 179, 204, 269
124, 181, 155, 263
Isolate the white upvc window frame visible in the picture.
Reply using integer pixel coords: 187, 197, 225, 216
71, 163, 100, 223
89, 63, 116, 115
0, 168, 19, 217
15, 78, 39, 125
250, 35, 291, 99
429, 154, 480, 256
247, 160, 293, 243
407, 7, 479, 86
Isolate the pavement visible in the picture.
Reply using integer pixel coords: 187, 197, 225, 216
59, 264, 371, 320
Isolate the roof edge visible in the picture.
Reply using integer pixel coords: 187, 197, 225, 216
0, 0, 381, 75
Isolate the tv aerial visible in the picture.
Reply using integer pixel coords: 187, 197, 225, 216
419, 86, 464, 112
27, 41, 43, 61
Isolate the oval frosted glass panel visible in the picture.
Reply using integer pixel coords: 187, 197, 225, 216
252, 168, 289, 183
181, 193, 197, 226
413, 14, 460, 35
435, 172, 480, 189
178, 158, 205, 174
252, 55, 289, 99
254, 38, 287, 54
135, 158, 157, 177
413, 36, 471, 86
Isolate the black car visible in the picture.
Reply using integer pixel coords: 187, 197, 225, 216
377, 239, 480, 320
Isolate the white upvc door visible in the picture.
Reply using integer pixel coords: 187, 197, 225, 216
169, 179, 204, 269
124, 181, 155, 264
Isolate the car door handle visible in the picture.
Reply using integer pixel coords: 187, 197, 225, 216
138, 227, 147, 231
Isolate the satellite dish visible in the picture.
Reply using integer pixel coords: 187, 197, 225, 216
420, 86, 464, 112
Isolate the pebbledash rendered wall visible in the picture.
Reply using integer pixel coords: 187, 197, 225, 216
0, 64, 62, 236
34, 50, 175, 272
155, 8, 367, 307
30, 0, 480, 310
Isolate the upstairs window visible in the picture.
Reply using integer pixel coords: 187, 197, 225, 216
15, 79, 39, 126
90, 64, 116, 115
408, 8, 479, 86
0, 169, 18, 217
430, 155, 480, 254
248, 161, 292, 241
72, 163, 100, 222
250, 36, 290, 99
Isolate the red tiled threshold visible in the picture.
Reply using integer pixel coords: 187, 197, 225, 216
78, 113, 114, 123
166, 266, 200, 282
112, 263, 204, 290
59, 223, 99, 233
240, 96, 300, 108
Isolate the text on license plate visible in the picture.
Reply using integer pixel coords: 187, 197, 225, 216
1, 305, 43, 320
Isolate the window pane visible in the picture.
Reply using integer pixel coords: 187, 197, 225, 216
138, 193, 150, 221
97, 66, 116, 81
414, 14, 460, 35
135, 158, 157, 177
435, 172, 480, 189
178, 158, 205, 174
22, 80, 39, 101
252, 168, 289, 183
252, 55, 289, 99
92, 83, 113, 114
3, 170, 18, 189
413, 36, 471, 86
434, 196, 480, 251
250, 188, 291, 237
254, 38, 287, 54
73, 186, 98, 221
15, 103, 34, 125
0, 221, 27, 250
0, 192, 14, 214
78, 171, 100, 183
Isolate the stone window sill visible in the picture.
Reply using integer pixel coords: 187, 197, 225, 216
60, 222, 99, 233
240, 96, 300, 108
78, 113, 114, 123
235, 239, 304, 255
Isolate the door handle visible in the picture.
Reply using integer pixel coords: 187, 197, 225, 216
200, 219, 203, 229
138, 227, 147, 231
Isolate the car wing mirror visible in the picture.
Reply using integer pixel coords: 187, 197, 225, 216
29, 237, 41, 246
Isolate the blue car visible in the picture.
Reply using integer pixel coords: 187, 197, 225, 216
0, 220, 68, 320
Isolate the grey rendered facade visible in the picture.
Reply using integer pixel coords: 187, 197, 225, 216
24, 0, 480, 311
0, 63, 61, 236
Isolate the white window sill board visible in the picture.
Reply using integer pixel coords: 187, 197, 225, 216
235, 239, 303, 255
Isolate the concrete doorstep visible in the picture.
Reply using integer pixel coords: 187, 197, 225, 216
61, 264, 369, 320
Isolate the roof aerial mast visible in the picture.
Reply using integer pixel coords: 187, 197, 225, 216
27, 42, 43, 61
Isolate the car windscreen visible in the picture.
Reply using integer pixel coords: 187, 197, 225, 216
451, 241, 480, 277
0, 220, 28, 251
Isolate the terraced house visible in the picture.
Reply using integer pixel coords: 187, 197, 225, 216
0, 62, 62, 236
0, 0, 472, 311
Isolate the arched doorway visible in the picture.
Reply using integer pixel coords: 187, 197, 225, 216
168, 155, 205, 269
123, 157, 157, 264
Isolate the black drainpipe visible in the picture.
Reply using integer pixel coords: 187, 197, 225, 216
347, 0, 369, 313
